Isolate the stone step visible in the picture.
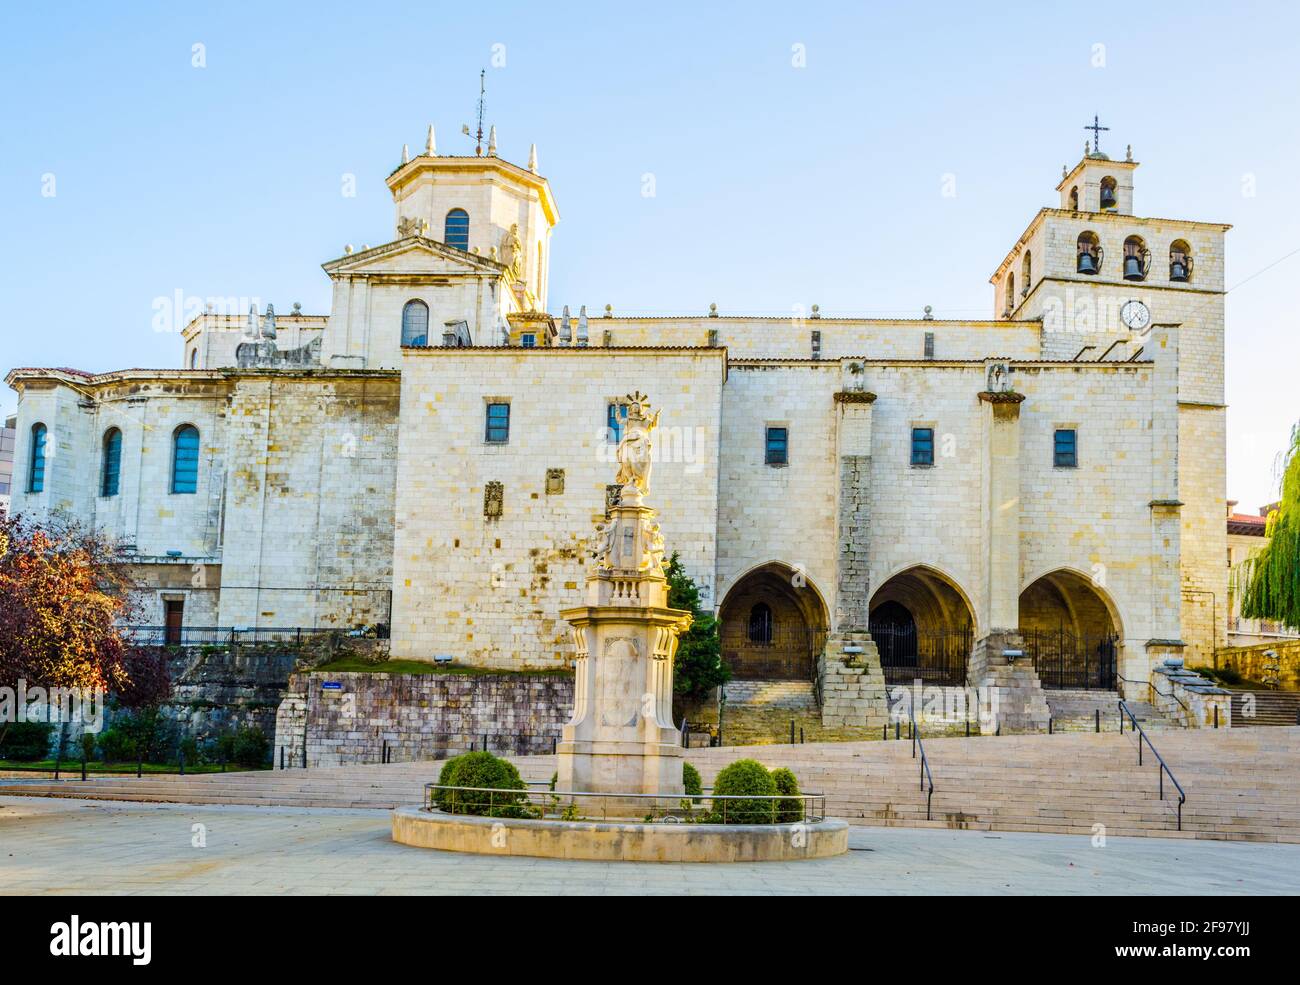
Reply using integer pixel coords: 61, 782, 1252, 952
6, 729, 1298, 843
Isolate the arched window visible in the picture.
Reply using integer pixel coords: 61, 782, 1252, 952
1169, 239, 1193, 282
748, 602, 774, 645
1076, 231, 1101, 275
1004, 272, 1015, 316
444, 208, 469, 251
171, 425, 199, 494
1099, 176, 1118, 211
27, 423, 47, 493
189, 349, 199, 369
401, 299, 430, 346
1021, 251, 1032, 295
1068, 186, 1079, 211
1122, 235, 1149, 281
101, 428, 122, 497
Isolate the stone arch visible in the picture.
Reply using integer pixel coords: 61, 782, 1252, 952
1019, 566, 1123, 689
1018, 566, 1124, 639
719, 562, 829, 681
869, 564, 977, 685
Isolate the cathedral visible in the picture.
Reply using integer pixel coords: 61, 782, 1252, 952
5, 125, 1229, 718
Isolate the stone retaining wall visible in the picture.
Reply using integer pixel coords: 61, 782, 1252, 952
274, 671, 574, 768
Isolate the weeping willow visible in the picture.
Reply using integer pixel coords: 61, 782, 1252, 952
1236, 422, 1300, 629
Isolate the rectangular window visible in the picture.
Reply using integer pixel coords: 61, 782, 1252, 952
911, 427, 934, 467
520, 333, 536, 348
485, 403, 510, 443
607, 402, 628, 443
1054, 428, 1078, 468
765, 426, 788, 466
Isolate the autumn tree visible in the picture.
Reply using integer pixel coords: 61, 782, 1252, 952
0, 513, 164, 739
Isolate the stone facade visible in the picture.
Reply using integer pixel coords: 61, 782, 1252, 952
4, 135, 1231, 728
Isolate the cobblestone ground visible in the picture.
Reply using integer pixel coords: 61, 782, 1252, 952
2, 796, 1297, 895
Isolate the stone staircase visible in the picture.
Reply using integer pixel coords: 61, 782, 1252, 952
686, 727, 1300, 842
723, 680, 818, 710
6, 728, 1297, 843
1046, 689, 1176, 733
1232, 691, 1300, 727
720, 680, 822, 746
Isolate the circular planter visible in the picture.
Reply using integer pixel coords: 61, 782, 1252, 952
391, 806, 848, 862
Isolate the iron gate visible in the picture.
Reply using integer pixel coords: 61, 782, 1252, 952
1022, 627, 1118, 690
870, 624, 971, 687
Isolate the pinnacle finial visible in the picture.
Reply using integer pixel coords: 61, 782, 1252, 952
426, 125, 436, 155
528, 143, 538, 173
401, 143, 410, 164
1126, 143, 1133, 162
487, 125, 497, 156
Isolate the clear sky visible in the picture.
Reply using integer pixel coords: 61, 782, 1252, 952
2, 2, 1297, 509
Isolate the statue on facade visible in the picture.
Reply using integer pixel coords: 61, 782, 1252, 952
614, 391, 660, 495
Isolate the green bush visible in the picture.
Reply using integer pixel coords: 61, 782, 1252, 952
217, 726, 269, 767
179, 736, 202, 766
771, 767, 803, 823
710, 758, 778, 824
95, 725, 137, 762
435, 751, 530, 817
682, 761, 702, 797
0, 723, 53, 761
80, 733, 97, 762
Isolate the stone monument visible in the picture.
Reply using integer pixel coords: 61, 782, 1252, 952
556, 392, 692, 813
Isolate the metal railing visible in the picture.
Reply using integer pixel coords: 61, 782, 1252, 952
906, 703, 935, 821
423, 783, 828, 824
1117, 673, 1191, 720
1118, 699, 1186, 831
125, 624, 389, 647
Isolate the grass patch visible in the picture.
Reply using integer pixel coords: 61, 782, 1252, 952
0, 760, 270, 774
311, 657, 571, 677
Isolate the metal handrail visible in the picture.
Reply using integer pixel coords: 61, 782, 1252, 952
1118, 700, 1186, 831
424, 783, 828, 824
1116, 673, 1191, 718
907, 704, 935, 821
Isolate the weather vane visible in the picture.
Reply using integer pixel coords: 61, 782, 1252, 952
1084, 114, 1109, 154
461, 69, 487, 156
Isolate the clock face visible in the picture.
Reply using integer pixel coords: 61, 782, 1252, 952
1120, 300, 1150, 331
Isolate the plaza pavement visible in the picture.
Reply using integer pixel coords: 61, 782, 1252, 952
3, 795, 1298, 895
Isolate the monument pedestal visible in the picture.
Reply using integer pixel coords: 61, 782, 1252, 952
556, 429, 692, 815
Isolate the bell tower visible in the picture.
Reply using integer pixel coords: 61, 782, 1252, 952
1057, 142, 1138, 215
385, 129, 559, 311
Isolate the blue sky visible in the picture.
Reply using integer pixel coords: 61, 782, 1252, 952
2, 1, 1297, 507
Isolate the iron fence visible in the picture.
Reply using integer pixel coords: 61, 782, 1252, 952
423, 783, 828, 824
1023, 627, 1118, 690
125, 625, 389, 648
871, 625, 971, 687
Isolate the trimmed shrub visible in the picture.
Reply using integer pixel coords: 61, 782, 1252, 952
95, 725, 137, 762
682, 762, 703, 797
710, 758, 778, 824
80, 733, 96, 762
213, 727, 269, 767
0, 722, 53, 761
771, 767, 803, 823
435, 751, 530, 817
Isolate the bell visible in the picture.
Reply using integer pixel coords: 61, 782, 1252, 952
1123, 255, 1144, 280
1077, 251, 1098, 275
1100, 185, 1118, 210
1170, 259, 1188, 282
